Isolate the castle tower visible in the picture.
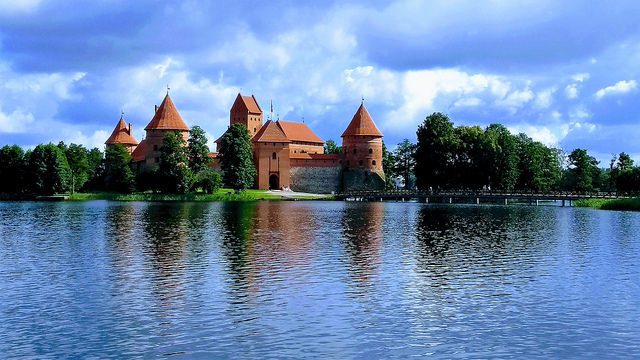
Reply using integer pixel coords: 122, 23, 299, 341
230, 93, 263, 136
105, 115, 138, 154
143, 94, 190, 167
341, 103, 384, 173
252, 120, 291, 190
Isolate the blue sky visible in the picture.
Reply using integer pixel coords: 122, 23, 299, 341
1, 0, 640, 166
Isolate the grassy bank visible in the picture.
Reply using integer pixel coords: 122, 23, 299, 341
574, 197, 640, 211
67, 189, 335, 202
68, 189, 285, 202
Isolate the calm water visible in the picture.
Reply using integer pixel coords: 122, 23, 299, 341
1, 201, 639, 359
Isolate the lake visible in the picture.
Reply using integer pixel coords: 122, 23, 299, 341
1, 201, 639, 358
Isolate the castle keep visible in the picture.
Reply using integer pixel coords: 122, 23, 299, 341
105, 93, 385, 192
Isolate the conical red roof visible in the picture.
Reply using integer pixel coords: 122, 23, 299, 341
253, 120, 290, 143
341, 104, 383, 137
105, 116, 138, 145
144, 94, 189, 131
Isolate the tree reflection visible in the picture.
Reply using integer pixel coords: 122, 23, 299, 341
340, 202, 384, 291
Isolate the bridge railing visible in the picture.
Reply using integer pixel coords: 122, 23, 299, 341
336, 189, 640, 199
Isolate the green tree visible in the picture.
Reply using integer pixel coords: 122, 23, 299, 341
516, 134, 561, 192
485, 124, 520, 191
84, 147, 104, 191
617, 152, 634, 171
382, 141, 396, 189
65, 143, 89, 193
415, 112, 458, 190
324, 139, 342, 155
104, 144, 135, 193
393, 139, 416, 189
0, 145, 26, 193
565, 148, 599, 192
453, 125, 492, 189
193, 168, 223, 193
159, 132, 193, 193
28, 143, 71, 195
188, 125, 211, 174
218, 124, 257, 191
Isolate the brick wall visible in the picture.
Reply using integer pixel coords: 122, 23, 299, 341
290, 166, 342, 194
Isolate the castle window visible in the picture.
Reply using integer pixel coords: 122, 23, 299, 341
372, 160, 377, 166
272, 152, 277, 160
294, 150, 297, 153
155, 157, 159, 163
353, 148, 357, 154
153, 145, 158, 151
254, 128, 256, 133
343, 148, 347, 154
369, 148, 373, 154
346, 160, 350, 166
359, 160, 363, 166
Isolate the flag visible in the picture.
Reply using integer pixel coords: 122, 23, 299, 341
270, 100, 273, 113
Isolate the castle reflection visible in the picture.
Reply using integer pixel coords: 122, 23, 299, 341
340, 202, 384, 290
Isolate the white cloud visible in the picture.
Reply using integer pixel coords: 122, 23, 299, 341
0, 0, 41, 13
0, 107, 35, 133
571, 73, 590, 82
595, 80, 637, 99
454, 97, 483, 107
565, 84, 579, 99
534, 88, 555, 108
65, 130, 110, 150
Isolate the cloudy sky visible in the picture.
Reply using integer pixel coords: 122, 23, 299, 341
1, 0, 640, 165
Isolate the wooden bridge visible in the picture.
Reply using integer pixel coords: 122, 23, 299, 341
336, 189, 637, 206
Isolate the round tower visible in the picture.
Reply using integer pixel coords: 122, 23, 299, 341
105, 114, 138, 154
341, 103, 384, 173
143, 93, 190, 167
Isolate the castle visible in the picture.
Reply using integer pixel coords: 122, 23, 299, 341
105, 93, 385, 192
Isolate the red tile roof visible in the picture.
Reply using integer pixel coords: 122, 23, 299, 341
105, 116, 138, 145
131, 139, 147, 162
277, 120, 324, 144
341, 104, 383, 137
232, 93, 262, 114
253, 120, 291, 143
144, 94, 189, 131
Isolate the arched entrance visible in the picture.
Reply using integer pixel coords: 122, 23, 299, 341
269, 174, 279, 189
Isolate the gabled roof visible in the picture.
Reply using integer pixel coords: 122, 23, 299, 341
105, 116, 138, 145
131, 139, 147, 162
341, 104, 383, 137
144, 94, 189, 131
253, 120, 290, 143
276, 120, 324, 144
231, 93, 262, 114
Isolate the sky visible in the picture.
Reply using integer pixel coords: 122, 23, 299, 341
1, 0, 640, 166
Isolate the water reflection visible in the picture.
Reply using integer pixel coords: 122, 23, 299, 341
341, 202, 384, 290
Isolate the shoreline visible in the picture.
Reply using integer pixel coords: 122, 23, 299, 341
574, 197, 640, 211
0, 190, 336, 202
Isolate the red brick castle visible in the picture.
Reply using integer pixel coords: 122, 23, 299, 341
105, 93, 385, 192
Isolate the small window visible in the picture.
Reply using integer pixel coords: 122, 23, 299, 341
272, 152, 277, 160
369, 148, 373, 154
294, 150, 297, 153
343, 148, 347, 154
353, 148, 357, 154
346, 160, 350, 166
359, 160, 363, 166
153, 145, 158, 151
254, 128, 256, 133
155, 157, 159, 163
372, 160, 377, 166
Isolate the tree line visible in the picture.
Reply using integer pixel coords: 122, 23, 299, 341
328, 112, 640, 193
0, 126, 235, 195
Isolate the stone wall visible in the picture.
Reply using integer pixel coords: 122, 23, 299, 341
342, 168, 385, 191
290, 166, 342, 194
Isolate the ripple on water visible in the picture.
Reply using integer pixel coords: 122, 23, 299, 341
1, 201, 640, 358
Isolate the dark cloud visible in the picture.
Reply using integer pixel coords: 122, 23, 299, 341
356, 2, 640, 72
